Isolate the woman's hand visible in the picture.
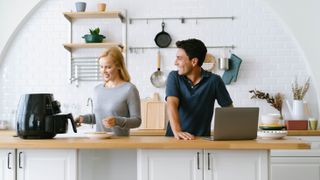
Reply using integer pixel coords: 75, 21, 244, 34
75, 116, 84, 127
102, 117, 116, 128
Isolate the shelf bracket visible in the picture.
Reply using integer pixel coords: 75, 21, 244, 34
118, 13, 126, 23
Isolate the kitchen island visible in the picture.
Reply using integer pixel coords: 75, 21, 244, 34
0, 132, 310, 149
0, 131, 310, 180
130, 129, 320, 136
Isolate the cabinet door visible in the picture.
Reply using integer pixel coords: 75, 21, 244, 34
17, 149, 77, 180
271, 157, 320, 180
78, 149, 137, 180
0, 149, 15, 180
204, 150, 269, 180
137, 149, 202, 180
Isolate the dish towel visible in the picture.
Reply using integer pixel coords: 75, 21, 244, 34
222, 54, 242, 85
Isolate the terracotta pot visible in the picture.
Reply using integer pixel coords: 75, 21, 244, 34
97, 3, 106, 12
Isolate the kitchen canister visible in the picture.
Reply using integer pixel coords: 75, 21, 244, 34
218, 57, 229, 70
75, 2, 86, 12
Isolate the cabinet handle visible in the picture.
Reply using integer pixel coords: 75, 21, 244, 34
18, 151, 23, 169
197, 152, 200, 170
207, 152, 211, 170
7, 152, 12, 169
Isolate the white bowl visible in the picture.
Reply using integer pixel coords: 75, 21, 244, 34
258, 130, 287, 139
85, 132, 113, 139
261, 114, 280, 125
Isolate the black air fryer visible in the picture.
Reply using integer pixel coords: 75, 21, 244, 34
16, 93, 77, 139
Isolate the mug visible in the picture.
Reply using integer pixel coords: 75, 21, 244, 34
75, 2, 86, 12
309, 118, 318, 130
97, 3, 106, 12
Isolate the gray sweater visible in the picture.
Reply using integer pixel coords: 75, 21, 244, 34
83, 82, 141, 136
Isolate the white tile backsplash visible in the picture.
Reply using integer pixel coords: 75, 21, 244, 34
0, 0, 318, 129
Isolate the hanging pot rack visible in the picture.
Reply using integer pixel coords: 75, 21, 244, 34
129, 45, 235, 53
129, 16, 235, 24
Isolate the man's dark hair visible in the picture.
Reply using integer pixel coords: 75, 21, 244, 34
176, 38, 207, 66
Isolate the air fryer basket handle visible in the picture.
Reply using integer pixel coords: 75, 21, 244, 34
67, 113, 77, 133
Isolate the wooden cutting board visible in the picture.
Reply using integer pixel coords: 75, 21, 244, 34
140, 94, 166, 129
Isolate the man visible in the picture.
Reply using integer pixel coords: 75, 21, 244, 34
165, 39, 233, 140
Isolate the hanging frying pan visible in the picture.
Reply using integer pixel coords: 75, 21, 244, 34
150, 51, 167, 88
154, 22, 172, 48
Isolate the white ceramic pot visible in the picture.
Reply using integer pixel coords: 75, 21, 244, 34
75, 2, 86, 12
261, 114, 280, 124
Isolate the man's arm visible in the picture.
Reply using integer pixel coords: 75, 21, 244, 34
167, 96, 195, 140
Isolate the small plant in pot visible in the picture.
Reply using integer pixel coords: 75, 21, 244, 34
82, 28, 106, 43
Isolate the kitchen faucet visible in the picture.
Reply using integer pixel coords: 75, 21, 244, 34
87, 98, 94, 128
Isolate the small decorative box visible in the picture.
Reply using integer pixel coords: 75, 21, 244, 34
286, 120, 308, 130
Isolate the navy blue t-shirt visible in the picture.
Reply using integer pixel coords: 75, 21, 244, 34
165, 70, 233, 136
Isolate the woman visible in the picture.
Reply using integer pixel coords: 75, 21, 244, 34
77, 47, 141, 136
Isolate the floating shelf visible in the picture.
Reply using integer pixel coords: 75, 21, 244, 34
63, 11, 125, 22
63, 42, 124, 52
62, 10, 127, 86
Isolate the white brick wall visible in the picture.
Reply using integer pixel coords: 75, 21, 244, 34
0, 0, 318, 129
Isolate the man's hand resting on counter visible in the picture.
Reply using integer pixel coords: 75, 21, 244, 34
174, 131, 195, 140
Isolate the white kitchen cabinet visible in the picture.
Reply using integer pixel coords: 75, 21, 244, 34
137, 149, 268, 180
0, 149, 15, 180
204, 150, 268, 180
271, 156, 320, 180
271, 136, 320, 180
16, 149, 77, 180
138, 149, 202, 180
78, 149, 137, 180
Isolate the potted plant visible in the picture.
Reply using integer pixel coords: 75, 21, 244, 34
82, 28, 106, 43
286, 77, 310, 120
249, 90, 284, 121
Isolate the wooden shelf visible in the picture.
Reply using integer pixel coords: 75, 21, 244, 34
63, 11, 125, 22
63, 42, 124, 52
62, 10, 127, 85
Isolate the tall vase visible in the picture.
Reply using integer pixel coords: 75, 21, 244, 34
292, 100, 305, 120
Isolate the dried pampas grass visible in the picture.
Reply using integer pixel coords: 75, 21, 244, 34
292, 77, 310, 100
249, 90, 284, 119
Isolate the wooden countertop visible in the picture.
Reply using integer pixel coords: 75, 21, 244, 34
0, 131, 310, 150
287, 130, 320, 136
131, 129, 320, 136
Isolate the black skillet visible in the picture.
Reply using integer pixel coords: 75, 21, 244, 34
154, 22, 172, 48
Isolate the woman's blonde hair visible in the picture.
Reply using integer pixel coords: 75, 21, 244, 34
98, 46, 130, 82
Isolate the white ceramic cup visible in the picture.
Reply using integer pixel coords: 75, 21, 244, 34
261, 114, 280, 124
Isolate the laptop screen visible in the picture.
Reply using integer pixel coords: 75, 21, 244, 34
212, 107, 259, 140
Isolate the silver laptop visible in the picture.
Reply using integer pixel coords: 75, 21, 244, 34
205, 107, 259, 141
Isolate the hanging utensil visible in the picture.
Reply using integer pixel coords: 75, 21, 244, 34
150, 51, 166, 88
202, 53, 217, 72
154, 22, 172, 48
